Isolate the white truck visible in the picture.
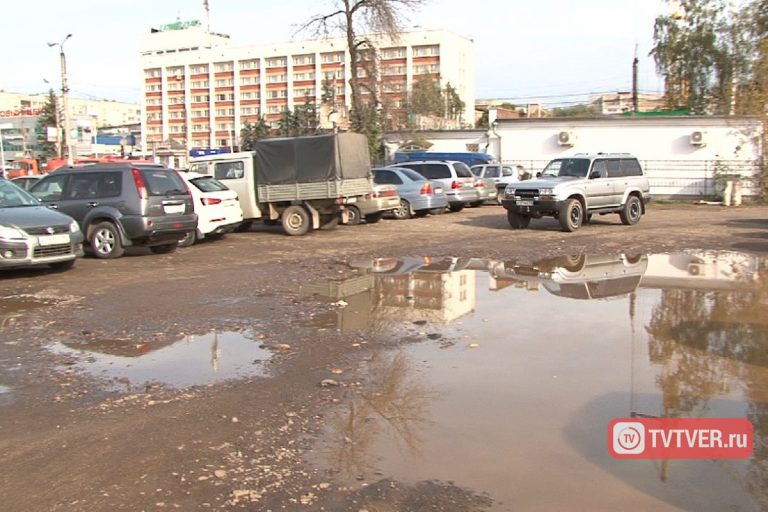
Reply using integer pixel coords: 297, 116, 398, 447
189, 133, 374, 235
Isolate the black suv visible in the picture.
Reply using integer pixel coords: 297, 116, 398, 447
30, 163, 197, 258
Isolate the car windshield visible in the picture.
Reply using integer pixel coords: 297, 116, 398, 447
540, 158, 590, 178
470, 166, 483, 177
398, 168, 426, 181
0, 179, 41, 207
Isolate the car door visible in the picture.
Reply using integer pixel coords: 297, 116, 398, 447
583, 160, 612, 208
30, 172, 70, 214
604, 158, 624, 206
57, 172, 106, 227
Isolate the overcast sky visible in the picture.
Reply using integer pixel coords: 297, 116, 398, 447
3, 0, 668, 106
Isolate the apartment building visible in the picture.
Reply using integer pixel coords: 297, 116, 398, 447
139, 23, 475, 152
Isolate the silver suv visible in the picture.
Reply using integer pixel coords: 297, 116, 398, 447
500, 153, 651, 232
31, 163, 197, 258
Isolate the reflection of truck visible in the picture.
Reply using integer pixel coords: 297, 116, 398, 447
189, 133, 374, 235
6, 158, 41, 178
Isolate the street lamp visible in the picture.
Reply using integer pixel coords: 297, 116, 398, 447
43, 78, 63, 159
0, 122, 12, 178
48, 34, 74, 165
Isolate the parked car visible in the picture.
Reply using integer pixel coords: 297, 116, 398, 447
0, 178, 83, 270
471, 164, 527, 203
177, 172, 243, 247
29, 163, 197, 258
390, 160, 479, 212
372, 167, 448, 219
345, 184, 400, 225
500, 153, 651, 232
10, 176, 42, 191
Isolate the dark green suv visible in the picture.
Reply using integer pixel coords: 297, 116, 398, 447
31, 163, 197, 258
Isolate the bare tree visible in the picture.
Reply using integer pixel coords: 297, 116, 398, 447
299, 0, 426, 155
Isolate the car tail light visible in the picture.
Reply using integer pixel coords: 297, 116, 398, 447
131, 168, 148, 199
474, 180, 485, 188
201, 197, 222, 206
381, 189, 397, 197
420, 182, 433, 195
451, 180, 460, 189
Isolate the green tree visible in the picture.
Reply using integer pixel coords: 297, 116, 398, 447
277, 109, 301, 137
301, 0, 427, 161
35, 89, 59, 159
240, 117, 271, 150
409, 77, 444, 116
551, 104, 598, 117
294, 95, 320, 135
444, 82, 465, 120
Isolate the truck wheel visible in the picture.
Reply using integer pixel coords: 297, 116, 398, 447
620, 195, 642, 225
282, 205, 311, 236
89, 222, 125, 259
346, 205, 362, 225
319, 214, 339, 230
392, 199, 412, 220
365, 212, 384, 224
559, 198, 583, 232
507, 210, 530, 229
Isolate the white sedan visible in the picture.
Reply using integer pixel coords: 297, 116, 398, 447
178, 172, 243, 247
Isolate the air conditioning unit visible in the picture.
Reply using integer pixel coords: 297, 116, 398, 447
690, 130, 708, 146
557, 130, 576, 146
688, 263, 705, 276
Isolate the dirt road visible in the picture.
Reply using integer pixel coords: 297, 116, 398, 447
1, 204, 767, 511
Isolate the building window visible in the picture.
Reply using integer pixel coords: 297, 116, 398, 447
215, 108, 235, 116
413, 45, 439, 57
190, 65, 209, 74
267, 90, 287, 99
193, 94, 210, 102
214, 93, 235, 101
192, 109, 210, 117
214, 78, 234, 87
144, 69, 161, 78
267, 105, 281, 114
240, 76, 259, 85
293, 88, 315, 97
267, 74, 287, 83
214, 62, 233, 72
293, 72, 315, 81
321, 52, 344, 63
292, 54, 315, 66
192, 80, 209, 88
382, 65, 405, 76
381, 47, 406, 59
266, 57, 287, 67
239, 59, 259, 70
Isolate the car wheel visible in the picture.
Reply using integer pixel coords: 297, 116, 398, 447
49, 259, 75, 271
177, 230, 198, 247
413, 210, 429, 218
89, 222, 125, 259
392, 199, 412, 220
319, 214, 339, 230
558, 198, 583, 232
281, 205, 311, 236
346, 205, 362, 225
365, 212, 384, 224
561, 254, 586, 272
620, 195, 643, 225
507, 210, 531, 229
150, 243, 178, 254
448, 204, 464, 213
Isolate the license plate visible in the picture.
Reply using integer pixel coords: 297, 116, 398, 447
517, 200, 533, 206
163, 204, 185, 214
38, 234, 70, 246
435, 187, 444, 194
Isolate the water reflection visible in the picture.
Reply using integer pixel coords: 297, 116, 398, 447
51, 330, 272, 390
321, 352, 436, 478
307, 251, 768, 510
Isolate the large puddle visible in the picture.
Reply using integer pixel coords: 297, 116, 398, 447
307, 252, 768, 511
52, 330, 273, 390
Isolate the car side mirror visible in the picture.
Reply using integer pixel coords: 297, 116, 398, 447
590, 170, 607, 179
536, 172, 542, 178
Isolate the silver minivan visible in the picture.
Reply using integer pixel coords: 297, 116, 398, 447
390, 160, 479, 212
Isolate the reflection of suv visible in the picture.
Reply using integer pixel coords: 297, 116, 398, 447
501, 153, 651, 232
391, 160, 479, 212
31, 163, 197, 258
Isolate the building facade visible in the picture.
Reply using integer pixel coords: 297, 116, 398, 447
139, 24, 475, 156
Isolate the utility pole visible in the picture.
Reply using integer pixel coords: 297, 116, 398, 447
48, 34, 74, 165
632, 44, 639, 116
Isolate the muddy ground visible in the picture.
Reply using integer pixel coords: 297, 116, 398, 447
1, 203, 767, 512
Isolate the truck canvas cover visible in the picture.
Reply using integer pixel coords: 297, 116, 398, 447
254, 133, 371, 185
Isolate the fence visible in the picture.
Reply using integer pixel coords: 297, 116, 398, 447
503, 159, 763, 199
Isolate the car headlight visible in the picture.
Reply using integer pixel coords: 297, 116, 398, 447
539, 188, 554, 196
0, 225, 26, 241
505, 187, 516, 197
69, 220, 81, 233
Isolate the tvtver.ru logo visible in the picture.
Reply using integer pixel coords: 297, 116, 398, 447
612, 421, 645, 454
